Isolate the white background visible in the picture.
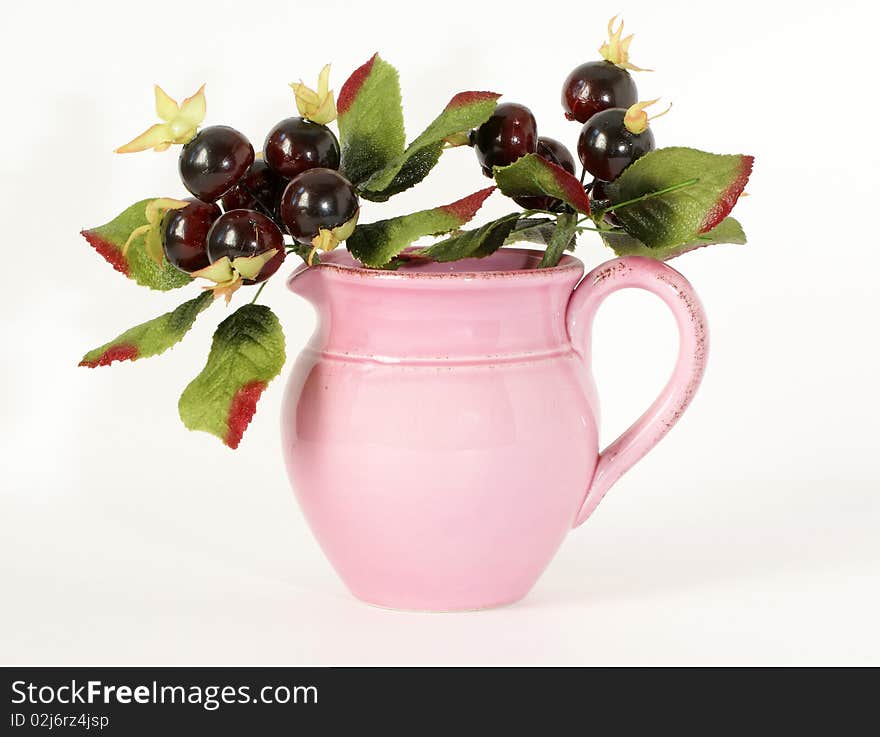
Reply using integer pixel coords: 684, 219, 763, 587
1, 0, 878, 665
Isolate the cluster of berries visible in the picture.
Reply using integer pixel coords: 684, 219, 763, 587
469, 16, 668, 214
116, 67, 358, 299
81, 17, 753, 452
114, 17, 685, 300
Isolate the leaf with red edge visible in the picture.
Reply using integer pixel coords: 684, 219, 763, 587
347, 186, 496, 267
337, 54, 405, 187
178, 304, 285, 449
600, 217, 747, 260
604, 147, 753, 250
493, 154, 592, 214
79, 292, 213, 368
361, 90, 501, 198
81, 199, 192, 291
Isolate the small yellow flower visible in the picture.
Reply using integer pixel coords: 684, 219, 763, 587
122, 198, 189, 264
623, 99, 672, 135
307, 211, 359, 265
599, 16, 652, 72
115, 84, 207, 154
290, 65, 337, 125
191, 250, 280, 303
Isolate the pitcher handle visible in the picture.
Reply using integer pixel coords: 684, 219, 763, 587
566, 257, 709, 527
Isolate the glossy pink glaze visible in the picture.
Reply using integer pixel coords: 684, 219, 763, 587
282, 248, 707, 610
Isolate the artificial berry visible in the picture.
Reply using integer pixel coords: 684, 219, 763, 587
561, 61, 638, 124
206, 209, 285, 284
270, 187, 289, 234
217, 182, 254, 212
279, 168, 359, 246
513, 137, 577, 211
588, 179, 621, 226
161, 198, 221, 274
178, 125, 255, 202
472, 102, 538, 177
219, 159, 287, 216
589, 178, 608, 202
589, 178, 610, 207
577, 107, 654, 182
264, 117, 340, 179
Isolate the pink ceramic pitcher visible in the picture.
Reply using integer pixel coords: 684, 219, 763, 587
282, 248, 707, 611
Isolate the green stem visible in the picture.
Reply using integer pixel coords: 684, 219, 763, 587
249, 282, 267, 305
575, 215, 617, 230
574, 225, 612, 233
595, 178, 700, 216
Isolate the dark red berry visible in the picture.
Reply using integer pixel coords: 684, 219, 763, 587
206, 209, 285, 284
513, 136, 577, 211
178, 125, 255, 202
561, 61, 638, 124
280, 168, 359, 246
218, 182, 256, 212
161, 198, 221, 274
270, 186, 289, 234
589, 178, 610, 205
588, 179, 621, 226
264, 117, 340, 179
578, 107, 654, 182
473, 102, 538, 177
219, 159, 287, 216
537, 137, 577, 173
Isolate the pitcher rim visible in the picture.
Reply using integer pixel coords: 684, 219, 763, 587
288, 247, 584, 285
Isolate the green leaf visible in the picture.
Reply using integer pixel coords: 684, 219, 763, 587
538, 213, 579, 268
600, 217, 747, 260
79, 292, 213, 367
415, 213, 520, 263
337, 54, 405, 187
605, 147, 753, 250
81, 199, 192, 291
346, 186, 495, 268
359, 144, 443, 202
178, 304, 285, 449
361, 91, 501, 196
504, 217, 554, 245
493, 154, 592, 214
505, 217, 576, 251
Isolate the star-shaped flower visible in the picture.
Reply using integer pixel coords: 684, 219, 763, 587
115, 84, 207, 154
306, 211, 359, 265
191, 250, 281, 303
623, 99, 672, 135
290, 65, 337, 125
122, 198, 190, 264
599, 16, 652, 72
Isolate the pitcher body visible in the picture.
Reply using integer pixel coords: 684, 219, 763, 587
282, 248, 707, 610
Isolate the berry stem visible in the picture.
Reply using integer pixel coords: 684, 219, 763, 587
249, 282, 267, 305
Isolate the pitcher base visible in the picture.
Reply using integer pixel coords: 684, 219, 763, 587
348, 586, 533, 613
